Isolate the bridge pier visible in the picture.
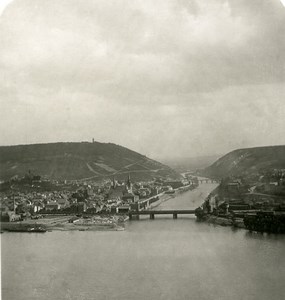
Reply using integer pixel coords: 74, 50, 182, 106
173, 213, 177, 219
150, 214, 155, 220
129, 213, 140, 220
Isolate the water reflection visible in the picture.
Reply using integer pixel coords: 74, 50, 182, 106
2, 184, 285, 300
244, 230, 285, 242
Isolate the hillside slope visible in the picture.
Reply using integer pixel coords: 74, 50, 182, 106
0, 142, 180, 181
203, 145, 285, 179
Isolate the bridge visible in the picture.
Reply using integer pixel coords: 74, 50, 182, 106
198, 179, 220, 184
129, 210, 195, 220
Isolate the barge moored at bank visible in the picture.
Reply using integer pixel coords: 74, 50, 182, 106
244, 211, 285, 234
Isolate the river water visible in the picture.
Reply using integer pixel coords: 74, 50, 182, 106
1, 183, 285, 300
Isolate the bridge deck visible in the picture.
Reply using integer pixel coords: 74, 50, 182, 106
129, 210, 195, 220
130, 210, 195, 215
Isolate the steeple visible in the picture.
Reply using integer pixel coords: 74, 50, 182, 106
112, 177, 116, 189
125, 174, 132, 193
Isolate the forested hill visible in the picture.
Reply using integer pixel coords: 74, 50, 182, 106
202, 145, 285, 179
0, 142, 180, 181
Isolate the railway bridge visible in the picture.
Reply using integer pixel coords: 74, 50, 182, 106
129, 209, 196, 220
198, 179, 220, 184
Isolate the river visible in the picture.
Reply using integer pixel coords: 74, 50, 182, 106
1, 183, 285, 300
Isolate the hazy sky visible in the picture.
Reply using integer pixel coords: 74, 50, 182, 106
0, 0, 285, 159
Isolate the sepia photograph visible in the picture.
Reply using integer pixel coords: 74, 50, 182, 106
1, 1, 285, 299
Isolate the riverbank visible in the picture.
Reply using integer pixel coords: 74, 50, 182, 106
0, 183, 207, 233
1, 215, 126, 232
2, 182, 285, 300
201, 215, 246, 229
155, 182, 218, 211
3, 212, 285, 300
146, 184, 198, 210
195, 191, 285, 233
149, 193, 175, 209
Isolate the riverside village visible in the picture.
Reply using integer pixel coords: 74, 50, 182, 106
1, 161, 285, 234
0, 169, 198, 232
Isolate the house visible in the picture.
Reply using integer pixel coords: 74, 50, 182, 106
56, 197, 70, 208
45, 202, 60, 211
33, 201, 44, 213
117, 204, 130, 213
122, 192, 139, 203
7, 211, 21, 222
138, 188, 151, 198
77, 202, 87, 213
263, 182, 279, 192
151, 187, 160, 196
226, 182, 240, 193
0, 203, 9, 214
162, 186, 173, 192
108, 185, 125, 200
85, 186, 95, 197
163, 181, 184, 189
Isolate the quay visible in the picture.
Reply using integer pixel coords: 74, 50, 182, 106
129, 210, 195, 220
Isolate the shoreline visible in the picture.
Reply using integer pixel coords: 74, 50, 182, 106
0, 222, 126, 232
0, 184, 204, 233
149, 184, 199, 209
200, 215, 246, 229
0, 215, 127, 233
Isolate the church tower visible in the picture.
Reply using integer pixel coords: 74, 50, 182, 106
112, 177, 117, 189
125, 174, 133, 193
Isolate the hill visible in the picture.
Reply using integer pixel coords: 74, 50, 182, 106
202, 145, 285, 179
0, 142, 181, 181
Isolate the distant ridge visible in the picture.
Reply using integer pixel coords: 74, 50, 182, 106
0, 142, 180, 181
162, 154, 221, 172
202, 145, 285, 179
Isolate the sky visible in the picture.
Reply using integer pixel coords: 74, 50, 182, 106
0, 0, 285, 159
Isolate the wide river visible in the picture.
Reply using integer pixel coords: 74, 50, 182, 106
1, 183, 285, 300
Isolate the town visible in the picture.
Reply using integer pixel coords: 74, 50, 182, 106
0, 170, 199, 230
195, 168, 285, 233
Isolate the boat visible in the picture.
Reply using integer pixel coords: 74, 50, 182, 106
115, 227, 125, 231
244, 211, 285, 234
27, 226, 47, 233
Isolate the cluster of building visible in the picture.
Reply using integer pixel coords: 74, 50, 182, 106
202, 168, 285, 215
0, 174, 197, 222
